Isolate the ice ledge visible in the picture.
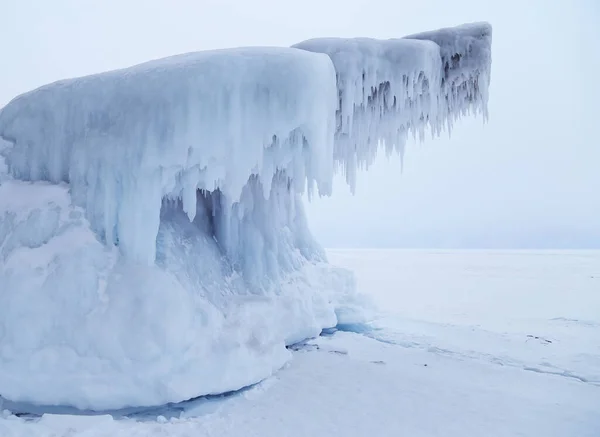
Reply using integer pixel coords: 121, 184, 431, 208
0, 23, 492, 262
294, 21, 492, 191
0, 47, 338, 264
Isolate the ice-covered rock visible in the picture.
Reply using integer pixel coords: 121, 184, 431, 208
0, 23, 492, 410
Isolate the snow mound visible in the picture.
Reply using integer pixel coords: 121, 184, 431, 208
0, 23, 491, 410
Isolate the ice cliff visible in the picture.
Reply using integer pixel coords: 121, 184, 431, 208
0, 22, 492, 410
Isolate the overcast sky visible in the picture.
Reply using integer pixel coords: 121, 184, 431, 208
2, 0, 598, 248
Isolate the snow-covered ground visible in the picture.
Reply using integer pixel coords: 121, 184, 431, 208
1, 249, 598, 436
331, 249, 600, 386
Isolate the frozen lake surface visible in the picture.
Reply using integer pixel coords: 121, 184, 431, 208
2, 249, 599, 436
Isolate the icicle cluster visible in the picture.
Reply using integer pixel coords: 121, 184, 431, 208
0, 23, 491, 264
294, 22, 492, 192
0, 47, 337, 264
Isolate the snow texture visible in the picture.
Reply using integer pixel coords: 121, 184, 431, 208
0, 23, 491, 410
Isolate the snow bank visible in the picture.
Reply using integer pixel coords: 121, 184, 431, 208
0, 23, 491, 410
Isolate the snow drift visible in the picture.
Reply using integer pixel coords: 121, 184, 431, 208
0, 22, 492, 410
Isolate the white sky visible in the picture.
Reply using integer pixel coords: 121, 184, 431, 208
2, 0, 598, 248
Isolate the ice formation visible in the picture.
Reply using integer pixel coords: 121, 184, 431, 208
294, 22, 492, 191
0, 23, 492, 410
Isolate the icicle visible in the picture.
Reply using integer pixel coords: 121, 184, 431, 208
294, 22, 491, 189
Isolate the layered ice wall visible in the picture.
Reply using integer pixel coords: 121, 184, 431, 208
0, 23, 491, 410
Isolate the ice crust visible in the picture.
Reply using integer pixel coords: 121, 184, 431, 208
0, 23, 491, 410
